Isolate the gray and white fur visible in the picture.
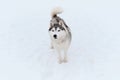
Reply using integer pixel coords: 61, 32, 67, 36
48, 7, 72, 64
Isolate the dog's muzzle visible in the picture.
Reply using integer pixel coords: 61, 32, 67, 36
53, 34, 57, 39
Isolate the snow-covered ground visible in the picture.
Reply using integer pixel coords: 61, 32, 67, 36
0, 0, 120, 80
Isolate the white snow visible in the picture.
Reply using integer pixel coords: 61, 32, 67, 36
0, 0, 120, 80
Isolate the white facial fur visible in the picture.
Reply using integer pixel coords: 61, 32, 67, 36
49, 27, 67, 42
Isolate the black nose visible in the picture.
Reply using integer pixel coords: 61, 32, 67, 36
53, 34, 57, 39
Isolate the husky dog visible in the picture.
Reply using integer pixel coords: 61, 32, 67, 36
48, 7, 72, 64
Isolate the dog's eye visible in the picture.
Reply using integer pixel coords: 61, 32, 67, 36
58, 30, 60, 32
52, 30, 54, 32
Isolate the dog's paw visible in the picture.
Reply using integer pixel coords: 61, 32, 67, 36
50, 46, 54, 49
63, 58, 68, 63
58, 59, 63, 64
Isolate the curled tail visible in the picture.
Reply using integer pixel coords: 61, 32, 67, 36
51, 7, 63, 18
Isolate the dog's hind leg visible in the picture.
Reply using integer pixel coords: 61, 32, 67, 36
63, 49, 68, 63
58, 50, 62, 64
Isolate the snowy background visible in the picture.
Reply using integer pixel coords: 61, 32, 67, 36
0, 0, 120, 80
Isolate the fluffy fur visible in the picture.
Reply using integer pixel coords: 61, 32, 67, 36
48, 7, 72, 64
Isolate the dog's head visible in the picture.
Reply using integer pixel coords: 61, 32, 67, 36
49, 23, 67, 40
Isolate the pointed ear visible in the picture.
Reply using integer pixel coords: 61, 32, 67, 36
50, 20, 54, 27
59, 20, 63, 26
50, 23, 52, 27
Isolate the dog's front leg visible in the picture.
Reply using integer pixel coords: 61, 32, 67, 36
63, 49, 68, 63
58, 50, 62, 64
50, 41, 54, 49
